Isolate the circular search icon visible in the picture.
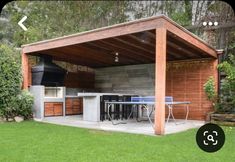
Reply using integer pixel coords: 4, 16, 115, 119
196, 123, 225, 153
207, 135, 214, 142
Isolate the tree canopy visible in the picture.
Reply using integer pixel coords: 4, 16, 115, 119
0, 1, 234, 54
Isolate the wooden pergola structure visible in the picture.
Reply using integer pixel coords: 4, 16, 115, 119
22, 15, 218, 135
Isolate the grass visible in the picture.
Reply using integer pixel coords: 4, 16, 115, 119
0, 121, 234, 162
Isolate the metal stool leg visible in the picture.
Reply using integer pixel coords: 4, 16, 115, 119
166, 105, 177, 124
143, 105, 154, 129
107, 103, 126, 125
166, 106, 171, 123
181, 104, 189, 124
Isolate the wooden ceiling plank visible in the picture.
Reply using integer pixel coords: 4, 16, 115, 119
127, 34, 155, 48
81, 43, 111, 53
166, 52, 178, 60
122, 33, 155, 48
113, 37, 155, 54
145, 30, 156, 39
148, 30, 208, 59
167, 46, 192, 60
73, 44, 135, 65
98, 39, 154, 62
49, 49, 106, 67
165, 22, 217, 58
105, 37, 154, 57
61, 45, 118, 66
35, 50, 103, 67
148, 30, 156, 35
167, 34, 209, 58
167, 41, 201, 59
51, 47, 115, 66
79, 43, 140, 64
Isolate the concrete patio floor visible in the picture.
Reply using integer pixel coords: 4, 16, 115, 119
40, 115, 205, 135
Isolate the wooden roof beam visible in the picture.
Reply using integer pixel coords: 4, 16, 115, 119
99, 39, 154, 61
74, 44, 136, 65
34, 50, 105, 67
113, 37, 155, 55
164, 20, 217, 58
86, 42, 146, 63
167, 34, 210, 58
167, 46, 191, 60
167, 41, 201, 59
145, 31, 156, 39
22, 16, 165, 54
22, 15, 217, 59
127, 34, 155, 48
166, 52, 179, 60
79, 43, 138, 64
55, 46, 115, 66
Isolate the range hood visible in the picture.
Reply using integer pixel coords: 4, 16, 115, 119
31, 55, 67, 86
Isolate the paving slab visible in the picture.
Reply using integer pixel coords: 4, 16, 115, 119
41, 115, 205, 136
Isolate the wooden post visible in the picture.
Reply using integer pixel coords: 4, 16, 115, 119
155, 28, 167, 135
22, 52, 29, 89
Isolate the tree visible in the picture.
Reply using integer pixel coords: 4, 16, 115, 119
1, 1, 129, 46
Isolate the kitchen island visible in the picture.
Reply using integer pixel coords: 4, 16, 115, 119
77, 93, 133, 122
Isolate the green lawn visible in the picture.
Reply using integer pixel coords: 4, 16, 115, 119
0, 121, 234, 162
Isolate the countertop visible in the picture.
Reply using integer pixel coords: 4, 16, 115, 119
65, 95, 81, 98
77, 92, 134, 97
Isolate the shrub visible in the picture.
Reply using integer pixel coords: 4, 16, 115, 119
204, 54, 235, 113
217, 54, 235, 113
14, 90, 34, 119
203, 76, 218, 111
0, 44, 22, 120
204, 77, 217, 102
0, 44, 34, 121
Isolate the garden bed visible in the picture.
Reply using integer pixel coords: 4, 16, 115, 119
211, 113, 235, 126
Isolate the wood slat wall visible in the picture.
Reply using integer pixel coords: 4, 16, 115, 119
166, 59, 217, 120
64, 71, 95, 89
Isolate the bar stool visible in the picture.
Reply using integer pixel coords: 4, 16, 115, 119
100, 95, 110, 121
110, 95, 119, 120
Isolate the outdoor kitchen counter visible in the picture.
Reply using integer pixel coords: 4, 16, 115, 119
77, 93, 128, 97
77, 93, 132, 122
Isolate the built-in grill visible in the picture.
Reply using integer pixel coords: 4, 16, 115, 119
31, 55, 66, 86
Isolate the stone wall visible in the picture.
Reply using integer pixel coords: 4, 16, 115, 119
95, 64, 155, 95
